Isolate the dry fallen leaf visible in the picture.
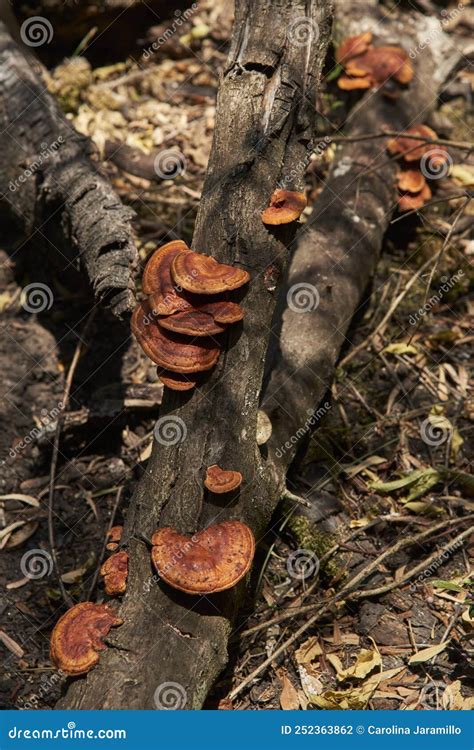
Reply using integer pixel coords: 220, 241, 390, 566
408, 641, 449, 664
328, 645, 382, 682
278, 671, 300, 710
295, 636, 322, 664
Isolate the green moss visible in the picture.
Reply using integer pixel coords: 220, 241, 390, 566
285, 511, 340, 579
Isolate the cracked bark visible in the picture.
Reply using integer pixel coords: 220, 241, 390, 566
59, 0, 333, 710
0, 21, 138, 317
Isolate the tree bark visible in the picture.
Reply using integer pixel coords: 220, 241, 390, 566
0, 21, 138, 317
59, 0, 333, 710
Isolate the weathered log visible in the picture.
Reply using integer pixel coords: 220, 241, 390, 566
59, 0, 333, 710
263, 0, 461, 472
0, 21, 138, 317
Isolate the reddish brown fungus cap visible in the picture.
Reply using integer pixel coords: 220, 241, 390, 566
106, 525, 123, 551
50, 602, 122, 675
151, 520, 255, 594
158, 309, 226, 337
196, 300, 244, 325
204, 464, 243, 494
336, 31, 373, 64
171, 251, 250, 295
132, 302, 220, 373
100, 551, 129, 596
396, 169, 426, 193
142, 241, 193, 315
345, 46, 413, 86
387, 124, 446, 162
261, 189, 307, 225
337, 74, 372, 90
398, 181, 432, 212
156, 367, 198, 391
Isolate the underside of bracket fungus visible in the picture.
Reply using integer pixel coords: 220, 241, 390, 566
50, 602, 122, 675
100, 551, 129, 596
261, 189, 307, 225
388, 124, 448, 212
151, 520, 255, 595
336, 32, 413, 96
132, 240, 249, 390
204, 464, 243, 494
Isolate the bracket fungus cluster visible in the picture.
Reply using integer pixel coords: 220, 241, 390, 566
261, 189, 307, 225
133, 240, 249, 391
151, 520, 255, 595
50, 602, 122, 675
336, 31, 413, 97
388, 124, 449, 211
204, 464, 243, 494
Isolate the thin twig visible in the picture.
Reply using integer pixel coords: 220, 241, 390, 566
330, 131, 472, 150
47, 310, 96, 608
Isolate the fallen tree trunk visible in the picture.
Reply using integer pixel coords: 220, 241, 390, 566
263, 0, 461, 474
0, 21, 138, 317
59, 0, 333, 710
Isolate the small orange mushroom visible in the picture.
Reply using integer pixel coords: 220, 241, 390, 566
132, 302, 221, 373
142, 241, 193, 316
261, 189, 307, 225
106, 525, 123, 552
50, 602, 122, 675
171, 251, 250, 295
346, 46, 413, 86
396, 169, 427, 193
158, 309, 226, 337
100, 551, 129, 596
156, 367, 198, 391
151, 520, 255, 594
336, 31, 373, 64
337, 74, 372, 90
398, 181, 432, 212
204, 465, 243, 494
387, 124, 447, 162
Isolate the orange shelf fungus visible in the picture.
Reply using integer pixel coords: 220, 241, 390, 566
396, 169, 426, 193
398, 182, 432, 212
158, 309, 226, 337
336, 33, 413, 95
100, 551, 129, 596
151, 520, 255, 595
156, 367, 198, 391
261, 189, 307, 225
204, 465, 243, 494
106, 525, 123, 552
336, 31, 373, 64
142, 240, 192, 316
50, 602, 122, 675
387, 124, 447, 163
132, 302, 221, 373
171, 251, 250, 295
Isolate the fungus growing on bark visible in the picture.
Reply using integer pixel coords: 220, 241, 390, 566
387, 124, 447, 163
337, 74, 372, 90
158, 309, 226, 337
156, 367, 198, 391
204, 465, 243, 494
151, 520, 255, 595
197, 300, 244, 325
50, 602, 122, 675
336, 31, 373, 64
398, 181, 432, 212
171, 251, 250, 294
261, 189, 307, 225
106, 525, 123, 552
142, 240, 192, 316
100, 551, 129, 596
132, 302, 220, 372
396, 169, 426, 193
345, 46, 413, 86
